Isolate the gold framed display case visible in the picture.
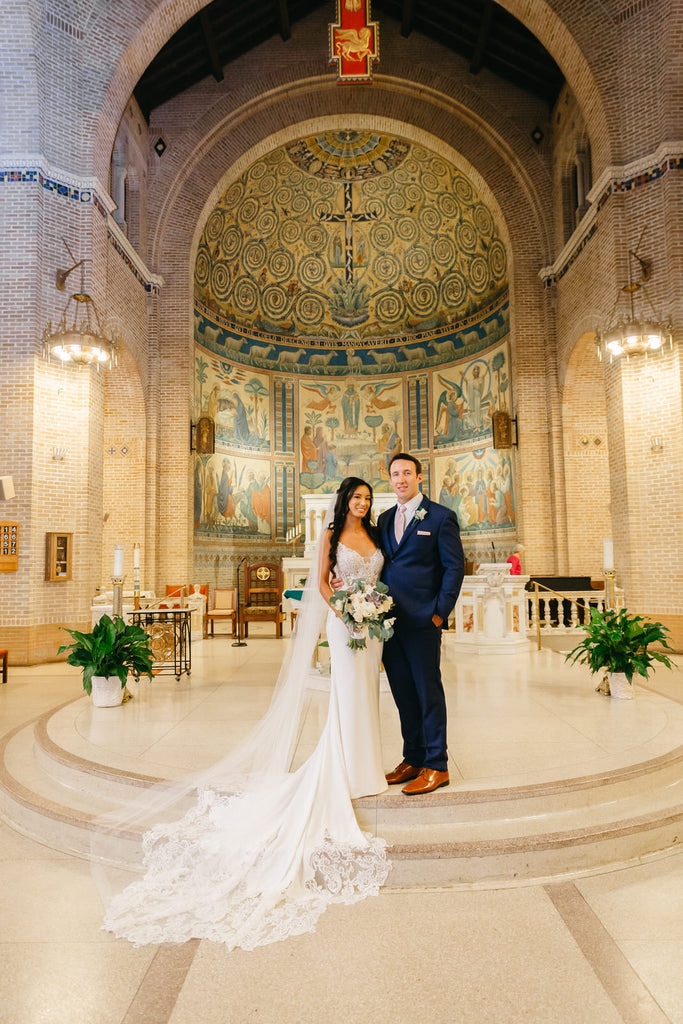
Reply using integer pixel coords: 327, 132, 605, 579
45, 532, 73, 581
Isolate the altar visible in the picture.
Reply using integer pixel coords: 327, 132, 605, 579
451, 564, 531, 654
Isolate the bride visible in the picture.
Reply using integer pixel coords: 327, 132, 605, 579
97, 476, 391, 950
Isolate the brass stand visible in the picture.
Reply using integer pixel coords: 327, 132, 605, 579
133, 544, 141, 610
603, 569, 616, 611
111, 575, 125, 619
111, 574, 133, 701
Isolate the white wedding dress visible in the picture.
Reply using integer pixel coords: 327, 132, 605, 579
101, 543, 390, 950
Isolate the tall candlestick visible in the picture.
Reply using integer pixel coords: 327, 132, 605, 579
114, 544, 124, 577
133, 543, 141, 610
603, 538, 614, 570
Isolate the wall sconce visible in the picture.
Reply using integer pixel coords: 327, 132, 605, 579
595, 241, 673, 362
650, 435, 664, 453
51, 446, 67, 461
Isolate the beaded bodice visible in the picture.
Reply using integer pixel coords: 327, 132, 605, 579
335, 542, 384, 586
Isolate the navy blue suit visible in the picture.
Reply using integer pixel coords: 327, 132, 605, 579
379, 496, 464, 772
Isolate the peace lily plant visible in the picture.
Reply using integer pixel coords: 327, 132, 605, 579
58, 614, 154, 706
565, 607, 673, 698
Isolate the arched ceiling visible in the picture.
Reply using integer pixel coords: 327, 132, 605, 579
195, 128, 508, 343
134, 0, 564, 118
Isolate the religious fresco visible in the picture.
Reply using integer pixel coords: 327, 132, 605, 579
192, 128, 517, 551
432, 340, 511, 447
195, 348, 269, 451
194, 130, 508, 346
434, 450, 515, 534
298, 375, 404, 495
194, 453, 271, 537
193, 298, 509, 374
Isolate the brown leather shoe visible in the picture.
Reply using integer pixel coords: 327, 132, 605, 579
402, 768, 450, 795
385, 760, 421, 785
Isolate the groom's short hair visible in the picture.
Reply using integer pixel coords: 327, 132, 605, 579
388, 452, 422, 475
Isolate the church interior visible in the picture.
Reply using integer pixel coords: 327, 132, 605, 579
0, 1, 682, 1021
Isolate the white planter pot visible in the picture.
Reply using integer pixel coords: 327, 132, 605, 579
91, 674, 124, 707
609, 671, 634, 700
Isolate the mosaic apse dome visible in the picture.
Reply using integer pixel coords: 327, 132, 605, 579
194, 130, 508, 341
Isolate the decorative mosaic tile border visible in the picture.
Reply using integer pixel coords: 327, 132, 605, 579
0, 157, 163, 295
541, 148, 682, 285
596, 154, 683, 210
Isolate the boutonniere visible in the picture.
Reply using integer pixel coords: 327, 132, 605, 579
412, 507, 427, 524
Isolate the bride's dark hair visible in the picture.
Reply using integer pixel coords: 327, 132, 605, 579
328, 476, 379, 574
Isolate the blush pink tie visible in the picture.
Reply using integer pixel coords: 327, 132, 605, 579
395, 504, 407, 543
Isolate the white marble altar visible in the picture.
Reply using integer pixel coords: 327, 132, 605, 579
451, 563, 531, 654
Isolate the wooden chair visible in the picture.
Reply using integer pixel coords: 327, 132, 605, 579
205, 588, 237, 638
241, 561, 284, 638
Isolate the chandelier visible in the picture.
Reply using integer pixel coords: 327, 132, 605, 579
596, 247, 672, 362
42, 251, 118, 370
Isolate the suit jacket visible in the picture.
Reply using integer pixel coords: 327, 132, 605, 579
378, 496, 465, 629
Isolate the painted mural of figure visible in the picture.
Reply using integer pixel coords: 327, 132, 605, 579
240, 472, 259, 531
230, 391, 252, 444
252, 473, 271, 534
494, 477, 509, 525
474, 468, 487, 525
207, 384, 220, 422
216, 458, 234, 519
341, 383, 360, 433
461, 484, 477, 526
362, 381, 399, 412
502, 460, 514, 521
325, 444, 338, 479
452, 483, 468, 530
301, 426, 319, 472
462, 365, 486, 433
439, 475, 455, 511
202, 463, 218, 526
301, 383, 340, 413
194, 460, 203, 528
385, 427, 402, 474
435, 388, 465, 443
486, 470, 497, 525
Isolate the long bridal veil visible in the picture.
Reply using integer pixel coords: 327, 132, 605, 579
91, 497, 390, 950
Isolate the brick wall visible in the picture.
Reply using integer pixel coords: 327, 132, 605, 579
1, 1, 681, 660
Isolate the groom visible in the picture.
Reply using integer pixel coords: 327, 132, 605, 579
379, 453, 464, 795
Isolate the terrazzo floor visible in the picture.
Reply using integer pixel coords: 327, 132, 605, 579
1, 631, 682, 1024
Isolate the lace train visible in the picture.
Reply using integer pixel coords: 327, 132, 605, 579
103, 788, 389, 950
101, 539, 391, 951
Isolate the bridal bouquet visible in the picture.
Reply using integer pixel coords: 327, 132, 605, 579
330, 578, 395, 650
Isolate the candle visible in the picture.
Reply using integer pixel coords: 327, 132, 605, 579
133, 544, 140, 569
113, 544, 124, 577
603, 538, 614, 570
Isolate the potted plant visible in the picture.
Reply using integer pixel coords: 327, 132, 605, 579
58, 614, 154, 707
565, 607, 674, 699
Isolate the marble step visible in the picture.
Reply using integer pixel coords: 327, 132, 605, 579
1, 704, 682, 887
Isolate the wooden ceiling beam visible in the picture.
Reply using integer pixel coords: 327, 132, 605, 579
401, 0, 415, 38
199, 7, 224, 82
470, 0, 493, 75
274, 0, 291, 41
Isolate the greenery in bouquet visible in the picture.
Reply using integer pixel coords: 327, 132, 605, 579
330, 578, 395, 650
